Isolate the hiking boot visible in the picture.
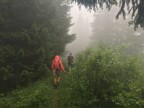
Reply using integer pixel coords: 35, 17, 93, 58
57, 81, 60, 86
54, 84, 57, 89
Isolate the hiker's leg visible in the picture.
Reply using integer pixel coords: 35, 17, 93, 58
69, 65, 72, 73
57, 72, 60, 83
69, 66, 71, 72
57, 76, 60, 83
57, 76, 60, 82
53, 70, 57, 85
54, 76, 57, 85
68, 65, 71, 72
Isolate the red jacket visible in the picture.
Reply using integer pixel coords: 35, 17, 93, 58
51, 55, 64, 71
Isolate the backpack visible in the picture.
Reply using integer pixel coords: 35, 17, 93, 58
68, 55, 73, 65
53, 60, 60, 71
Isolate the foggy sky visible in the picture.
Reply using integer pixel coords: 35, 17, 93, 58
66, 4, 94, 55
66, 4, 144, 55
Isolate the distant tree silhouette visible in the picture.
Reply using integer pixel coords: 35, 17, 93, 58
72, 0, 144, 29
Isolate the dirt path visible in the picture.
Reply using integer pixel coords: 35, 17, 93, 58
52, 88, 61, 108
51, 73, 68, 108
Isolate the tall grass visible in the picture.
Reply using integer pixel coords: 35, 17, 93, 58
1, 45, 144, 108
61, 45, 144, 108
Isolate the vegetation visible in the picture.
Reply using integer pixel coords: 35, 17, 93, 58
0, 45, 144, 108
0, 0, 75, 93
0, 76, 54, 108
91, 8, 144, 55
62, 44, 144, 108
1, 0, 144, 107
72, 0, 144, 29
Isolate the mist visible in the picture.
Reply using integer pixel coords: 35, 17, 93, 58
66, 3, 94, 55
66, 3, 144, 55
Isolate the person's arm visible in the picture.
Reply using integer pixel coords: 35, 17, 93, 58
59, 60, 64, 71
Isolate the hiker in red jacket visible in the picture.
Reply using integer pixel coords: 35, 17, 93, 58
51, 55, 65, 86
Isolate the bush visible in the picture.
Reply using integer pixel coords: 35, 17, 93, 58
0, 78, 53, 108
64, 45, 144, 108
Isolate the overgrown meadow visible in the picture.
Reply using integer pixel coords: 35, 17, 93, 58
1, 45, 144, 108
61, 45, 144, 108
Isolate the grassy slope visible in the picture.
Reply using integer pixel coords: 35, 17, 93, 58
0, 70, 72, 108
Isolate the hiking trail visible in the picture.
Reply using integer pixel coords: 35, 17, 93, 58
52, 89, 61, 108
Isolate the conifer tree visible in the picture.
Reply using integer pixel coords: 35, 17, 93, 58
0, 0, 75, 93
72, 0, 144, 29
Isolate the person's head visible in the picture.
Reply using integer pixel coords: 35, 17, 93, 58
54, 55, 60, 61
70, 53, 72, 56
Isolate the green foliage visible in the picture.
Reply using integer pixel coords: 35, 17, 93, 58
0, 0, 75, 93
0, 77, 53, 108
91, 8, 144, 55
72, 0, 144, 29
1, 45, 144, 108
63, 44, 144, 108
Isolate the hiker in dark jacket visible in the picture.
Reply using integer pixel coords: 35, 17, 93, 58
67, 53, 74, 72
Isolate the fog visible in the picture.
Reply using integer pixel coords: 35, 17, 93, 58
66, 4, 94, 55
66, 3, 144, 55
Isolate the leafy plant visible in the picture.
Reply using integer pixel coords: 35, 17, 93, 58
64, 44, 144, 108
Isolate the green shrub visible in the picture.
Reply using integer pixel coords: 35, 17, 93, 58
0, 78, 53, 108
64, 45, 144, 108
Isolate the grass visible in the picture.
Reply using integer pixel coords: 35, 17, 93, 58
0, 70, 72, 108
